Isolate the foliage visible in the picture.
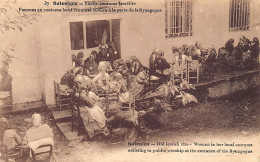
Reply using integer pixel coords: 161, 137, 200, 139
0, 0, 39, 33
217, 47, 257, 72
0, 46, 15, 69
0, 0, 39, 70
154, 79, 198, 106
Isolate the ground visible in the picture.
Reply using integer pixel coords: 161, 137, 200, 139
1, 86, 259, 162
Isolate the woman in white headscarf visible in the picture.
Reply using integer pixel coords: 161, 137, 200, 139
74, 75, 108, 140
92, 61, 111, 92
23, 113, 54, 161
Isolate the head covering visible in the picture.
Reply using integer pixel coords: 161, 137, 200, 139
72, 67, 83, 75
195, 42, 201, 49
82, 76, 92, 89
172, 46, 179, 53
154, 99, 162, 107
154, 50, 164, 57
88, 91, 99, 104
114, 73, 123, 79
0, 117, 8, 131
240, 35, 245, 40
91, 51, 97, 59
0, 66, 8, 74
0, 117, 8, 125
98, 61, 107, 72
182, 44, 188, 49
153, 49, 159, 53
71, 54, 76, 60
74, 74, 84, 83
31, 113, 42, 127
253, 37, 259, 45
228, 38, 234, 43
77, 52, 84, 59
91, 51, 97, 56
208, 45, 215, 50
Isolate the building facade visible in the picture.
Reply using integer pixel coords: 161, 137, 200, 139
1, 0, 259, 105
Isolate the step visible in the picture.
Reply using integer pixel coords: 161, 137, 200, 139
52, 109, 71, 119
56, 122, 83, 141
1, 101, 45, 115
51, 109, 72, 123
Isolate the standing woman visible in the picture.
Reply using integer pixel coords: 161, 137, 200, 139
250, 37, 259, 63
225, 38, 235, 53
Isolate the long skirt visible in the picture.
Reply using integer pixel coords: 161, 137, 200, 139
80, 106, 106, 139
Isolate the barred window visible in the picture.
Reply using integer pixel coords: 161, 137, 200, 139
229, 0, 250, 31
165, 0, 192, 38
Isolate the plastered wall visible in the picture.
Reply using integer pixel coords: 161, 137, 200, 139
2, 0, 259, 105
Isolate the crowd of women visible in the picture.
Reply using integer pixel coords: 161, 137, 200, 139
59, 35, 259, 141
0, 35, 258, 161
170, 35, 259, 81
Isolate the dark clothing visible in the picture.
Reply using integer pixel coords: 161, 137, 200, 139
149, 56, 171, 83
238, 38, 251, 52
84, 58, 98, 75
149, 54, 156, 74
250, 41, 259, 59
154, 57, 170, 71
75, 58, 83, 67
0, 74, 12, 91
225, 41, 235, 53
97, 48, 109, 62
60, 72, 74, 89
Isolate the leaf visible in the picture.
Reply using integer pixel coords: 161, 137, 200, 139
16, 25, 22, 32
182, 97, 188, 106
32, 17, 38, 21
170, 89, 176, 96
2, 61, 9, 68
164, 86, 168, 96
0, 8, 7, 12
182, 91, 198, 104
175, 94, 183, 99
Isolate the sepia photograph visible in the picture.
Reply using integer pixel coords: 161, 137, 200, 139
0, 0, 259, 161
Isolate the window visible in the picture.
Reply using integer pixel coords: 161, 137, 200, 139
70, 22, 84, 50
85, 20, 110, 48
70, 20, 110, 50
165, 0, 192, 38
69, 19, 121, 58
229, 0, 250, 31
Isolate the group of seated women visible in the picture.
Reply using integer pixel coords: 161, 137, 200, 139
60, 54, 147, 140
219, 35, 259, 71
59, 35, 259, 139
168, 35, 259, 80
168, 42, 218, 80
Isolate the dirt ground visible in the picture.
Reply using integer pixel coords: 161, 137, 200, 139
1, 86, 259, 162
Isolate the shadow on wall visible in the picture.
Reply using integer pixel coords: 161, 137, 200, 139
207, 71, 260, 99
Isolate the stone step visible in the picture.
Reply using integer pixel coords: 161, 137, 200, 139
52, 108, 72, 123
1, 101, 45, 115
56, 122, 83, 141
